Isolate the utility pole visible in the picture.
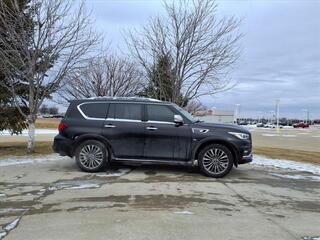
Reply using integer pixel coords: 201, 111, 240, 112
276, 99, 280, 132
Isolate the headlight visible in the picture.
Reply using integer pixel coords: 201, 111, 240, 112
228, 132, 250, 140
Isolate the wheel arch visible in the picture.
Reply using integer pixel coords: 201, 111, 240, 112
193, 138, 240, 166
71, 134, 113, 161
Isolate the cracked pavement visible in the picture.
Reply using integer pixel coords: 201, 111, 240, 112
0, 156, 319, 240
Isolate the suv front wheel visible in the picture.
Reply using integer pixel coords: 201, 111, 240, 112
198, 144, 233, 178
75, 140, 108, 172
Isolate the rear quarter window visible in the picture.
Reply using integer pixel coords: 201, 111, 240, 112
78, 102, 109, 119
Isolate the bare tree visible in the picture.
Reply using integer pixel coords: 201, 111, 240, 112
186, 100, 207, 115
126, 0, 242, 106
58, 54, 144, 101
39, 104, 49, 115
0, 0, 99, 152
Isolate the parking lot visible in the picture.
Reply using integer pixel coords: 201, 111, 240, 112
250, 126, 320, 152
0, 156, 319, 240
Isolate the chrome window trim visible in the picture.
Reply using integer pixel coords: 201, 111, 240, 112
77, 101, 181, 123
77, 102, 144, 122
146, 120, 175, 125
105, 118, 142, 123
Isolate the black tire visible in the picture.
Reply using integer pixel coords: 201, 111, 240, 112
75, 140, 108, 172
198, 144, 233, 178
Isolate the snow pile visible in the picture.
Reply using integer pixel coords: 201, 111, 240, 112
0, 215, 25, 240
64, 183, 100, 190
4, 218, 20, 231
0, 154, 67, 167
173, 210, 194, 215
252, 155, 320, 175
50, 180, 101, 191
270, 173, 320, 181
0, 128, 57, 136
0, 232, 6, 239
96, 168, 132, 177
261, 133, 297, 137
0, 208, 26, 215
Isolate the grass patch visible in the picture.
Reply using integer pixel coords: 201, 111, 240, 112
254, 147, 320, 165
0, 141, 53, 158
35, 118, 60, 129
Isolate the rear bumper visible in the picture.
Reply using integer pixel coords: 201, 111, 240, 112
53, 134, 74, 157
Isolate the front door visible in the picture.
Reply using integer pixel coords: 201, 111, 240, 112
102, 103, 145, 159
143, 104, 191, 161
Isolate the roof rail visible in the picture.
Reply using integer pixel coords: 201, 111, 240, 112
86, 96, 161, 102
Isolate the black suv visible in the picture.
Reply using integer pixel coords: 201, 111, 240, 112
53, 97, 252, 178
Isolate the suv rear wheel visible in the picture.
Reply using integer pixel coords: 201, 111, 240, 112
75, 140, 108, 172
198, 144, 233, 178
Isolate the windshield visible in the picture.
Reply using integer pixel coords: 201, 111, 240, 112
173, 104, 198, 123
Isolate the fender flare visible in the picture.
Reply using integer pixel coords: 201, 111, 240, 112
192, 137, 240, 166
71, 134, 114, 159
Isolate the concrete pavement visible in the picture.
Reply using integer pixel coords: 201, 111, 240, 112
0, 156, 319, 240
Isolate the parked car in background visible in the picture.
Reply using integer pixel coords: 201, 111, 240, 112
53, 97, 253, 178
264, 124, 283, 129
293, 122, 309, 128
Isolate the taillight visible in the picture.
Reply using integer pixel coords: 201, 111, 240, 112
58, 122, 68, 133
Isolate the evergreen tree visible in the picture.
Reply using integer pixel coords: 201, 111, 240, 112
143, 54, 188, 107
0, 0, 31, 134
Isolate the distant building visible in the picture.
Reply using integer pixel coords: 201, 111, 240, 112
195, 109, 234, 124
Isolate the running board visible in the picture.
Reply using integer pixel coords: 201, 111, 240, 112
112, 157, 195, 166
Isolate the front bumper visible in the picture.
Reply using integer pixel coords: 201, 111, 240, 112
237, 140, 253, 164
53, 134, 74, 157
238, 153, 253, 164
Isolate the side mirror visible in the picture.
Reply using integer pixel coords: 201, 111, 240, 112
174, 114, 183, 126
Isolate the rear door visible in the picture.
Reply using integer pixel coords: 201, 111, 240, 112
102, 103, 145, 159
143, 104, 191, 161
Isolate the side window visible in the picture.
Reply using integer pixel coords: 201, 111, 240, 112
108, 103, 142, 121
147, 105, 174, 122
79, 102, 108, 119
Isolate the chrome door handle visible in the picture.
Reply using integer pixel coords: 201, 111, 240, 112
146, 126, 158, 131
104, 124, 115, 128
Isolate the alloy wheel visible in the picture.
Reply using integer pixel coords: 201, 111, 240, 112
202, 148, 229, 174
79, 144, 104, 169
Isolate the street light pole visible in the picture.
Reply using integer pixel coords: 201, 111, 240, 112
302, 109, 309, 123
234, 104, 240, 124
276, 99, 280, 132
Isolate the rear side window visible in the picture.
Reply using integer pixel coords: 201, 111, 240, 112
147, 104, 174, 122
78, 102, 108, 119
108, 103, 142, 121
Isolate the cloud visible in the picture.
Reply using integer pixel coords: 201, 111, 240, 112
82, 0, 320, 118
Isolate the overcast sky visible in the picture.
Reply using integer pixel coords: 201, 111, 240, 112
84, 0, 320, 119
